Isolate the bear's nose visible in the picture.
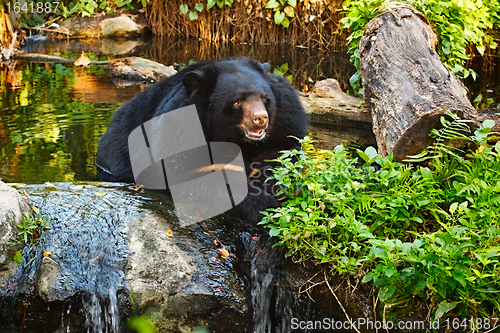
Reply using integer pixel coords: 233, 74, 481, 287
253, 111, 268, 127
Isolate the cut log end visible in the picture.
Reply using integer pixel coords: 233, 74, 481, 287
390, 113, 441, 161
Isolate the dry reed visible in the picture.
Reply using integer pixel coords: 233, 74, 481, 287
146, 0, 345, 47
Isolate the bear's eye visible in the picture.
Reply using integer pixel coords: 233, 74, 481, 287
233, 101, 242, 108
261, 95, 269, 102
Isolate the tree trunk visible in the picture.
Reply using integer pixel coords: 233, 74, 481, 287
359, 5, 481, 161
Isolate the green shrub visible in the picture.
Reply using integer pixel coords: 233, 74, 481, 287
260, 115, 500, 322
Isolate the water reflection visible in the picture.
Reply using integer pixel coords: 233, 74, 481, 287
0, 62, 140, 183
21, 36, 358, 93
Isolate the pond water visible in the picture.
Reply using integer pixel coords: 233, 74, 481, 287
0, 36, 498, 183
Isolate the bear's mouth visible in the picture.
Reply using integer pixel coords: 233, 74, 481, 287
245, 129, 266, 140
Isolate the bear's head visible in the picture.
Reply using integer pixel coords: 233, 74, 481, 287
182, 58, 276, 144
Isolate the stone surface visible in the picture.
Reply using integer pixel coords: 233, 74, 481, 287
100, 16, 141, 36
109, 57, 177, 83
36, 256, 61, 301
299, 79, 371, 128
313, 78, 362, 104
61, 13, 149, 38
126, 211, 247, 332
0, 181, 30, 269
0, 183, 248, 332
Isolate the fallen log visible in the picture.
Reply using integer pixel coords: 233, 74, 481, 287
359, 4, 498, 161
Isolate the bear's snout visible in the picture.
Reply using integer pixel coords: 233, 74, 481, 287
253, 110, 268, 128
240, 97, 270, 140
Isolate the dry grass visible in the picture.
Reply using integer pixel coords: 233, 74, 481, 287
146, 0, 345, 47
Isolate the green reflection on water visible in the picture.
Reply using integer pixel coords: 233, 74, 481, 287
0, 62, 119, 183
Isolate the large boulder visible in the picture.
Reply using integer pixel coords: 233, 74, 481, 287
0, 181, 30, 285
0, 183, 248, 332
60, 13, 149, 38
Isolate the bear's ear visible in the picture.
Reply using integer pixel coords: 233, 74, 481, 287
261, 62, 270, 73
182, 70, 204, 93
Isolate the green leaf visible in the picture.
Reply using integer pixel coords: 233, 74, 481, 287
207, 0, 216, 9
473, 93, 483, 105
179, 4, 189, 14
188, 11, 199, 20
363, 272, 376, 283
378, 285, 395, 302
284, 5, 294, 17
274, 11, 285, 25
384, 268, 397, 278
476, 44, 485, 56
449, 202, 458, 214
273, 68, 284, 77
287, 0, 296, 6
358, 151, 370, 163
269, 226, 280, 237
265, 0, 279, 8
365, 146, 378, 159
452, 272, 467, 288
195, 3, 204, 11
300, 201, 307, 209
415, 278, 426, 292
420, 167, 433, 180
281, 17, 290, 28
482, 119, 495, 129
434, 301, 458, 319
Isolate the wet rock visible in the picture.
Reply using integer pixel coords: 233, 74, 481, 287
0, 181, 30, 282
109, 57, 177, 83
0, 183, 247, 333
60, 13, 149, 38
36, 256, 61, 301
126, 208, 247, 332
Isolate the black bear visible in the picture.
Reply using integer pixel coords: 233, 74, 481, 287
96, 57, 308, 224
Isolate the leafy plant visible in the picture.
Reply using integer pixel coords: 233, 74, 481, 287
13, 249, 23, 264
179, 0, 233, 21
265, 0, 299, 27
340, 0, 500, 92
14, 212, 50, 246
272, 63, 294, 83
261, 115, 500, 324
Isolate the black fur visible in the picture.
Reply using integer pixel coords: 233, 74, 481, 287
96, 57, 308, 224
